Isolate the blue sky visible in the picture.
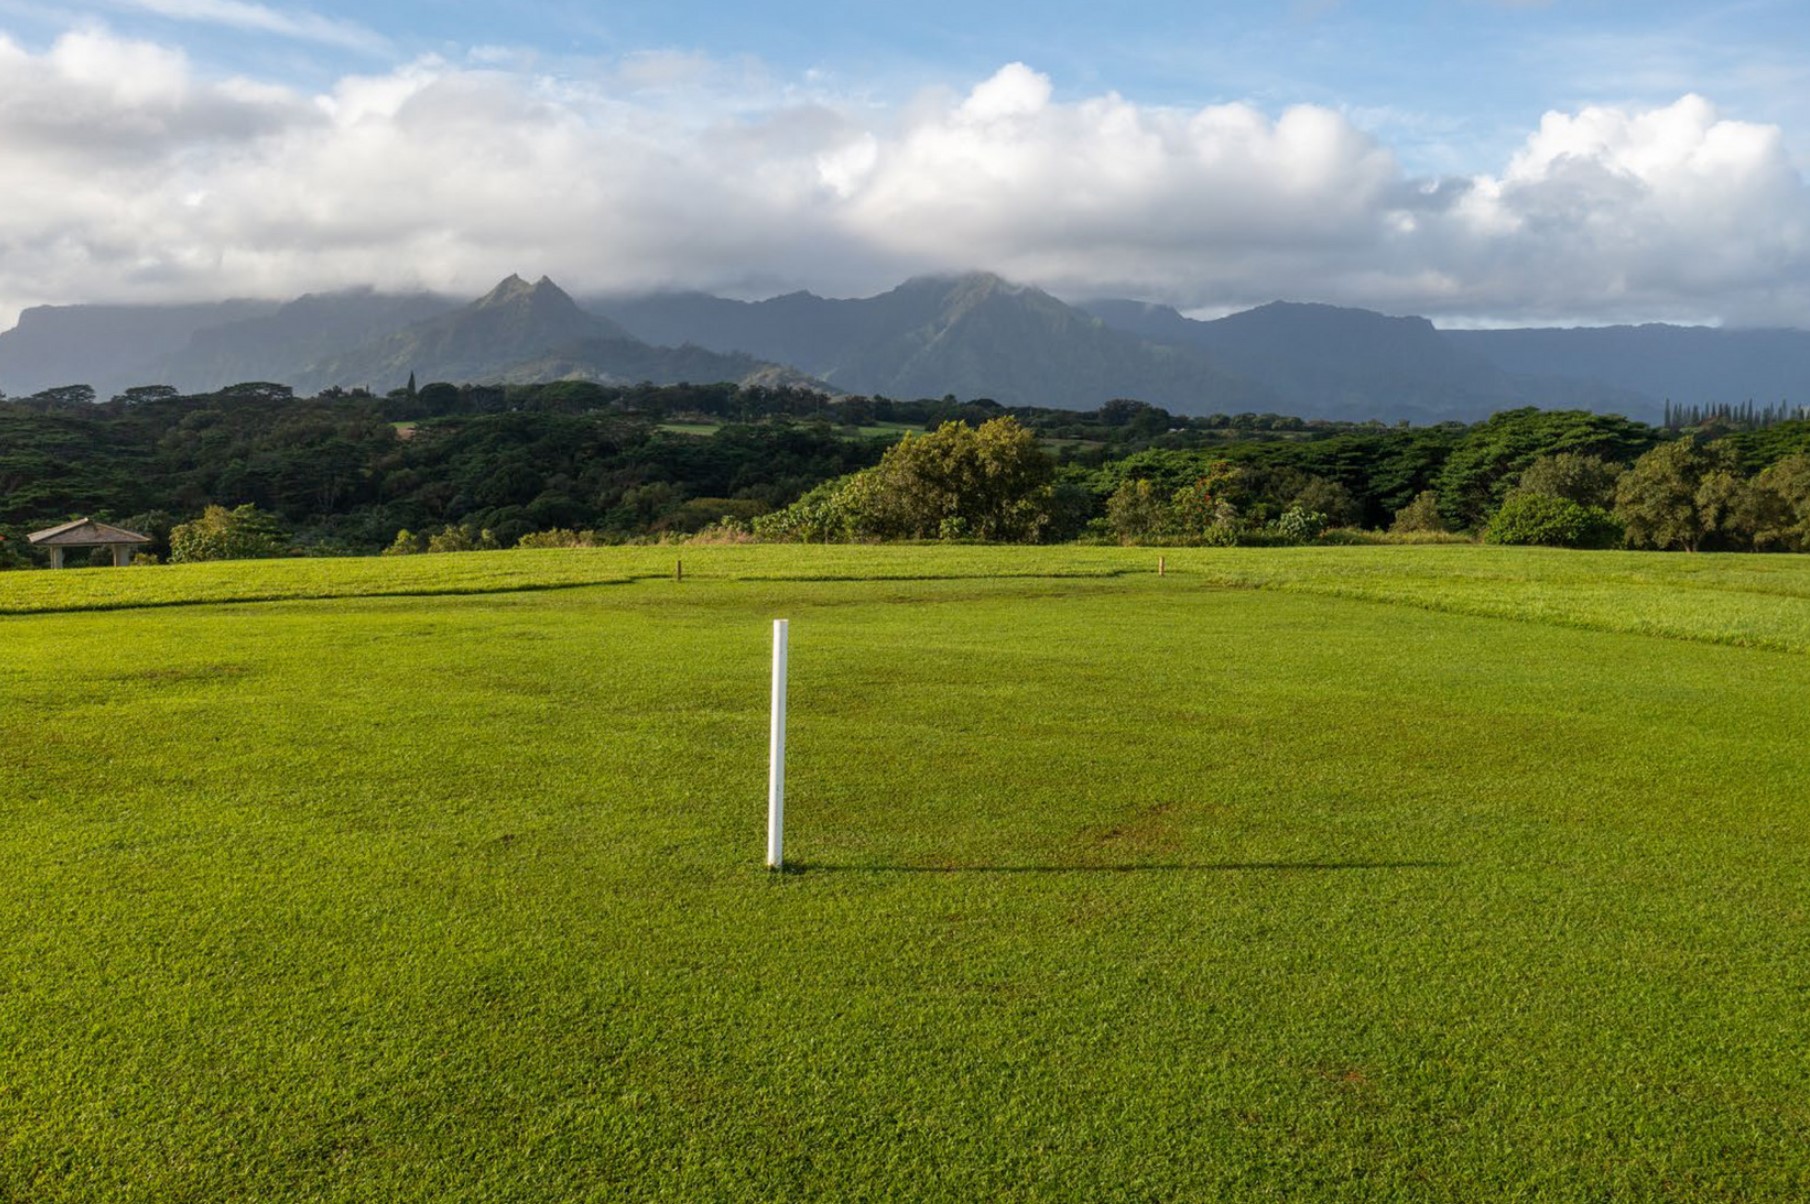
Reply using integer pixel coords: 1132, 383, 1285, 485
0, 0, 1807, 324
10, 0, 1803, 166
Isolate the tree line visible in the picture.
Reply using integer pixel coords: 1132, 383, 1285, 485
4, 378, 1810, 566
746, 409, 1810, 552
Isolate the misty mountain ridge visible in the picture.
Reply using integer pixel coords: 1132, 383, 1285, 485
0, 299, 283, 397
153, 288, 461, 394
294, 275, 623, 393
5, 270, 1810, 422
589, 272, 1269, 413
1081, 297, 1658, 421
1443, 324, 1810, 417
297, 274, 819, 394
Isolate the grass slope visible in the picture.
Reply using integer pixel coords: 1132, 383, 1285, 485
3, 548, 1809, 1199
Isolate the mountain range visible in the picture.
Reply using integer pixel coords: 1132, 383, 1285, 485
584, 274, 1266, 415
5, 270, 1810, 423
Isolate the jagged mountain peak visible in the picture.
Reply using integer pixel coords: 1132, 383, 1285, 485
863, 271, 1075, 336
478, 273, 530, 301
475, 274, 579, 310
893, 270, 1023, 300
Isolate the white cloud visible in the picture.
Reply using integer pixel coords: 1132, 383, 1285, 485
1429, 94, 1810, 323
0, 37, 1806, 328
107, 0, 385, 53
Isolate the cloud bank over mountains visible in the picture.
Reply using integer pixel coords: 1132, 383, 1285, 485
2, 27, 1806, 328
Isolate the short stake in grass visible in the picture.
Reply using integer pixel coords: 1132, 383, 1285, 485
768, 618, 788, 870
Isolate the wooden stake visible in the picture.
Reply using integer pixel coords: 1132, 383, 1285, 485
1158, 555, 1166, 576
675, 557, 684, 582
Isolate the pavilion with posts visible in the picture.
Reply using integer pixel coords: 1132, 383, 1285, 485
27, 518, 154, 568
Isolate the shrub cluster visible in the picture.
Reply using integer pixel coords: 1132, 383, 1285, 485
1484, 494, 1622, 549
1094, 463, 1342, 546
169, 504, 288, 563
754, 418, 1056, 542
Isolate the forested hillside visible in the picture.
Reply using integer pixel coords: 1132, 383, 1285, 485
0, 381, 878, 558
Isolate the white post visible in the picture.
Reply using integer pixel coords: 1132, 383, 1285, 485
767, 619, 788, 869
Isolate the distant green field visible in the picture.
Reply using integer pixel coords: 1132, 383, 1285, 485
4, 546, 1810, 1200
657, 420, 917, 440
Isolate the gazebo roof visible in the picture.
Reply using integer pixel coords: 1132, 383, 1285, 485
28, 518, 153, 547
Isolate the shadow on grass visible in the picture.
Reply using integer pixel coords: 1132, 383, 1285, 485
791, 860, 1450, 875
0, 576, 640, 618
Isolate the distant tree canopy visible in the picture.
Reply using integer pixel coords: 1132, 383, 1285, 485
5, 377, 1810, 560
1434, 409, 1659, 531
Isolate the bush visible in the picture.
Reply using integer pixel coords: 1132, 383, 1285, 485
169, 504, 288, 563
1484, 493, 1622, 548
753, 475, 872, 543
516, 528, 601, 549
1170, 464, 1244, 540
688, 519, 757, 545
384, 529, 426, 556
661, 497, 768, 536
1317, 527, 1473, 546
1390, 491, 1447, 534
1271, 506, 1328, 544
425, 524, 501, 553
1104, 479, 1170, 542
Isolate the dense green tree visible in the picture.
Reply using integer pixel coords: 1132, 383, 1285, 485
860, 418, 1054, 541
1170, 464, 1245, 542
112, 386, 180, 406
1292, 476, 1359, 527
1437, 409, 1658, 530
1721, 419, 1810, 473
25, 385, 97, 408
169, 503, 288, 562
1512, 453, 1623, 510
1096, 399, 1174, 438
1614, 439, 1745, 551
1103, 479, 1171, 542
1749, 454, 1810, 551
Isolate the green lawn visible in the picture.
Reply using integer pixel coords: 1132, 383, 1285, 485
656, 420, 915, 440
4, 546, 1809, 1200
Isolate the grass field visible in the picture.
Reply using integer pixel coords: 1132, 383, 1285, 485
656, 420, 919, 440
4, 546, 1809, 1199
